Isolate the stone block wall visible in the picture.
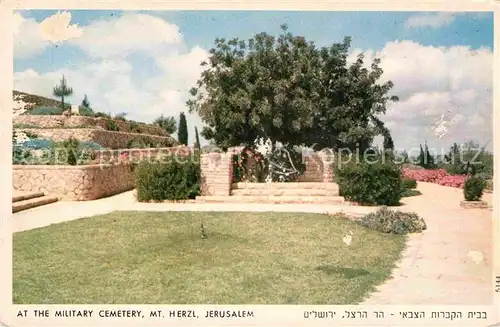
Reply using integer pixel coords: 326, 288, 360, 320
16, 128, 176, 149
13, 115, 168, 136
297, 154, 325, 182
200, 152, 233, 196
95, 146, 192, 163
13, 164, 135, 201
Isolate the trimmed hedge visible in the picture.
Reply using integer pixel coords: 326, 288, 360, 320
463, 176, 485, 201
334, 161, 403, 206
135, 157, 200, 201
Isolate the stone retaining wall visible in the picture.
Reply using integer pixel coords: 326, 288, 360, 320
95, 146, 192, 163
13, 164, 135, 201
14, 115, 168, 136
16, 128, 176, 149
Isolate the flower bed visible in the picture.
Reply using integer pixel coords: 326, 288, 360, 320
402, 168, 468, 189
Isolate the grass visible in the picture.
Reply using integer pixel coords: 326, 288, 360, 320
13, 211, 406, 304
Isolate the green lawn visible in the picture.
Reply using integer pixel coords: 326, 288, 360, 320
13, 211, 406, 304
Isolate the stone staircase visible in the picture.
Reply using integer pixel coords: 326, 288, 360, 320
196, 182, 345, 204
12, 191, 58, 213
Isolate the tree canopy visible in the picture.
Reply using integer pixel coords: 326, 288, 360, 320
53, 75, 73, 109
187, 25, 398, 152
153, 115, 177, 134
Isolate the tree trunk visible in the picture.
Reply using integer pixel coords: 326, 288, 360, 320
61, 95, 65, 109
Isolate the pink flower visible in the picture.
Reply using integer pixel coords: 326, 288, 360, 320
402, 168, 469, 189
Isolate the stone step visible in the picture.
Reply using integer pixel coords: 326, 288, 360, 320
12, 195, 58, 213
12, 191, 45, 203
232, 182, 339, 190
196, 195, 345, 204
231, 189, 339, 196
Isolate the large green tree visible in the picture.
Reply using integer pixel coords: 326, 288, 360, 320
153, 115, 177, 134
178, 112, 188, 145
187, 25, 398, 152
53, 75, 73, 109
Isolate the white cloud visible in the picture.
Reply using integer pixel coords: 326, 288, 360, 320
14, 14, 209, 145
39, 11, 83, 44
353, 41, 492, 151
70, 13, 183, 58
405, 12, 457, 29
13, 13, 51, 58
14, 11, 82, 58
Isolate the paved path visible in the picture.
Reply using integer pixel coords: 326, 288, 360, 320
12, 182, 495, 305
362, 182, 494, 305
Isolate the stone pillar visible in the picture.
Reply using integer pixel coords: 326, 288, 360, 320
200, 151, 233, 196
319, 152, 335, 183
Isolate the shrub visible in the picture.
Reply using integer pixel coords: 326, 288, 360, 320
401, 189, 422, 198
402, 178, 417, 189
232, 147, 266, 183
18, 139, 53, 150
78, 141, 104, 150
78, 106, 95, 117
359, 207, 427, 234
106, 120, 120, 131
135, 158, 200, 201
334, 161, 402, 206
28, 106, 63, 115
130, 121, 141, 133
94, 112, 112, 119
463, 176, 485, 201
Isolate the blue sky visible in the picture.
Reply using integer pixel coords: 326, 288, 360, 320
13, 10, 493, 150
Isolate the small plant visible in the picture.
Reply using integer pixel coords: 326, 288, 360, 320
106, 120, 120, 131
200, 223, 208, 239
463, 176, 486, 201
401, 178, 417, 190
359, 207, 427, 234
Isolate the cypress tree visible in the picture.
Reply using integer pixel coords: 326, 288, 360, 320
178, 112, 188, 145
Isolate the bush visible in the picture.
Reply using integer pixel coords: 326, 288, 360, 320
78, 141, 104, 150
106, 120, 120, 131
334, 161, 402, 206
401, 189, 422, 198
402, 178, 417, 189
18, 139, 53, 150
78, 106, 95, 117
29, 106, 63, 115
126, 139, 160, 149
130, 121, 141, 133
359, 207, 427, 234
463, 176, 485, 201
135, 158, 200, 201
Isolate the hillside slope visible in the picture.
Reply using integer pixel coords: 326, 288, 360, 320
14, 90, 70, 109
